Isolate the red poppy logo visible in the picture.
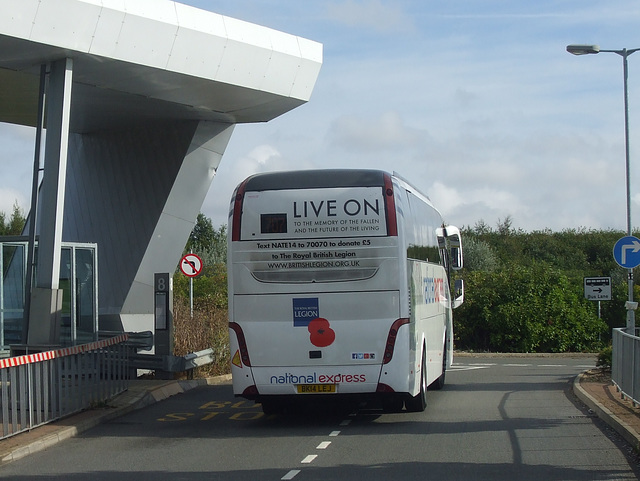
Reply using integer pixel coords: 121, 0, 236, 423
308, 317, 336, 347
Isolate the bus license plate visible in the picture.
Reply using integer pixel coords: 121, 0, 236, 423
297, 384, 336, 394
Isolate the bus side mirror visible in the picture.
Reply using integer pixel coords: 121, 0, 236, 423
437, 225, 464, 271
453, 279, 464, 308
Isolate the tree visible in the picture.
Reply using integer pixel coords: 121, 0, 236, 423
455, 223, 621, 352
0, 202, 26, 236
461, 236, 500, 272
496, 215, 514, 236
455, 262, 607, 352
185, 213, 215, 253
199, 224, 227, 266
175, 215, 228, 308
472, 219, 492, 236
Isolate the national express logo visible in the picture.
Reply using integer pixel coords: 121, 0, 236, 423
424, 277, 445, 304
293, 298, 336, 347
270, 372, 366, 384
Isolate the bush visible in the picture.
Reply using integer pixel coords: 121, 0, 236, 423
173, 296, 230, 377
596, 344, 612, 370
455, 262, 607, 353
173, 263, 228, 309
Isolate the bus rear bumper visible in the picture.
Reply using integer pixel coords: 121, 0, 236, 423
244, 364, 383, 397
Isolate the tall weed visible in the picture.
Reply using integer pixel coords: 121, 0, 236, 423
173, 296, 230, 377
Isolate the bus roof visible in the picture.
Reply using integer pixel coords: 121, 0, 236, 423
242, 169, 388, 192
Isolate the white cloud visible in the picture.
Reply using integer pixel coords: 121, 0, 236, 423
328, 111, 423, 152
427, 181, 463, 213
0, 188, 28, 217
429, 181, 529, 228
0, 124, 35, 215
325, 0, 414, 34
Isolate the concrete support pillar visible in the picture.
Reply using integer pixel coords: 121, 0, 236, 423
28, 58, 73, 345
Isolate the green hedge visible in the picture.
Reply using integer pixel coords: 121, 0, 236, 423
455, 263, 607, 352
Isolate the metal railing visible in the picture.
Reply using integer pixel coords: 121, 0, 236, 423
0, 335, 129, 440
612, 327, 640, 406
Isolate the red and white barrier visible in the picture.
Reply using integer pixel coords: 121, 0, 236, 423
0, 334, 129, 369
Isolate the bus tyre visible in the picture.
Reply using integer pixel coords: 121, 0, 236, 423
430, 369, 445, 391
405, 350, 427, 412
429, 340, 447, 391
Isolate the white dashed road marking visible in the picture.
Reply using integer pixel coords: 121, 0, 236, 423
449, 365, 490, 371
282, 469, 300, 480
282, 421, 348, 478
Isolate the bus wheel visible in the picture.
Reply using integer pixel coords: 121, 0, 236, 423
405, 350, 427, 412
430, 369, 445, 390
429, 341, 447, 391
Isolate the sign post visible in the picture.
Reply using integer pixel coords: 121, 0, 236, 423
613, 236, 640, 333
180, 253, 203, 318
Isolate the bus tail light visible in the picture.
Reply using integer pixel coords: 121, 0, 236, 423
383, 173, 398, 236
242, 385, 259, 399
383, 318, 409, 364
229, 322, 252, 367
231, 178, 250, 241
376, 383, 395, 393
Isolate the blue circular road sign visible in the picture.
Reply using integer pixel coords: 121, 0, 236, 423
613, 236, 640, 268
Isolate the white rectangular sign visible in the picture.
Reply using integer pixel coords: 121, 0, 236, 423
240, 187, 386, 240
584, 277, 612, 301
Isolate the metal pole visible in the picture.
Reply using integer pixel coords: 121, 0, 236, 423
189, 249, 194, 318
622, 49, 636, 334
23, 64, 48, 344
624, 49, 632, 236
567, 45, 640, 334
190, 276, 193, 319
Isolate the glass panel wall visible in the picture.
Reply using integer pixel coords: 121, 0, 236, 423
1, 243, 26, 347
59, 247, 72, 345
75, 247, 97, 344
0, 239, 97, 349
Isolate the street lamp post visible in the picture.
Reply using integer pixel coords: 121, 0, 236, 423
567, 44, 640, 334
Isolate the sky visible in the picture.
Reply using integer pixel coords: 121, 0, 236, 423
1, 0, 640, 232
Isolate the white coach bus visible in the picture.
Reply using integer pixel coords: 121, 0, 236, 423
227, 169, 463, 413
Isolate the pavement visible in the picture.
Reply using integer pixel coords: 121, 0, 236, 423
0, 368, 638, 467
574, 369, 640, 453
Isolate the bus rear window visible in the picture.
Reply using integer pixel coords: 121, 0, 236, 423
239, 187, 387, 241
261, 213, 287, 234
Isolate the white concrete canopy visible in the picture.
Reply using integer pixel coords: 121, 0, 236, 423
0, 0, 322, 344
0, 0, 322, 131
